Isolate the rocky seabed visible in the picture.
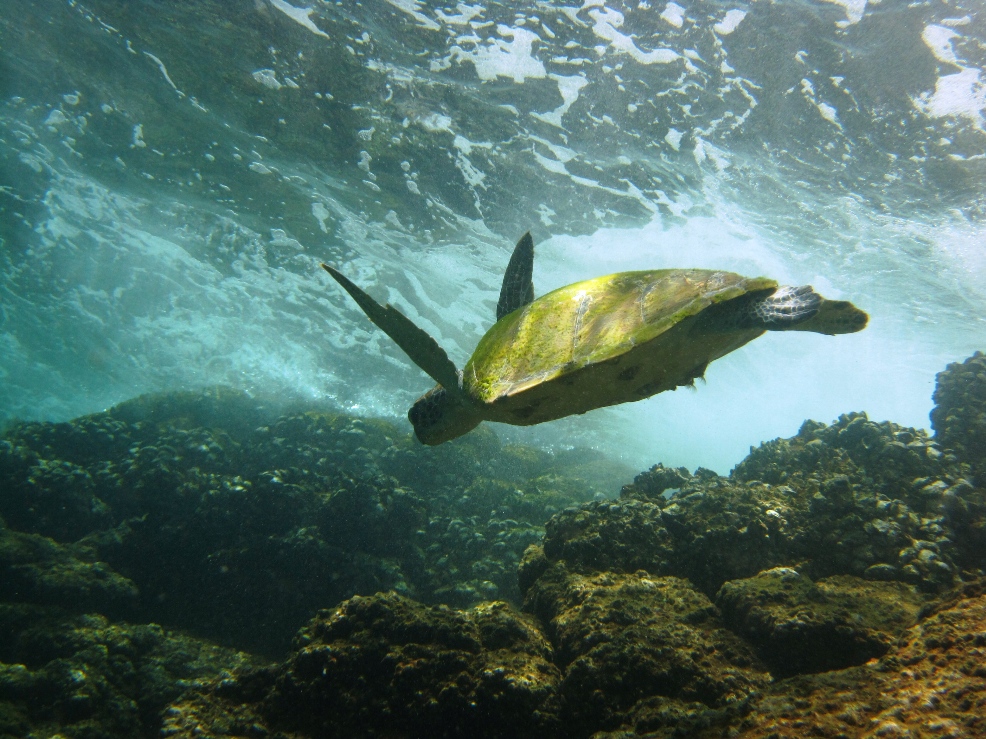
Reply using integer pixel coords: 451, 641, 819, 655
1, 353, 985, 738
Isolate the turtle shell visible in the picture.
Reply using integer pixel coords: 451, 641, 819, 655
462, 269, 777, 425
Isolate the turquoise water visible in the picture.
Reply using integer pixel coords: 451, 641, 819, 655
1, 0, 984, 472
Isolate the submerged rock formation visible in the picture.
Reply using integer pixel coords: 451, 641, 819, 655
1, 352, 985, 737
592, 411, 981, 594
523, 565, 768, 732
0, 389, 623, 656
715, 569, 926, 677
0, 604, 259, 739
932, 351, 986, 488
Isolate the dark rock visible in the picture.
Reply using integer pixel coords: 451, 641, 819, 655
715, 568, 927, 677
523, 563, 768, 732
264, 592, 560, 738
732, 584, 986, 738
517, 543, 549, 598
0, 604, 260, 739
0, 523, 137, 618
932, 351, 986, 486
541, 499, 674, 576
619, 463, 692, 500
0, 388, 622, 655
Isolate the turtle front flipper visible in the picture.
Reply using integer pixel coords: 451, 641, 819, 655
321, 264, 464, 395
496, 232, 535, 321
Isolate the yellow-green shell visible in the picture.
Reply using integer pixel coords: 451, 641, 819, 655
463, 269, 777, 426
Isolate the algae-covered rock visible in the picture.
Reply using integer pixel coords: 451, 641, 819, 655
715, 568, 927, 677
0, 604, 260, 739
523, 563, 768, 732
0, 440, 113, 542
731, 410, 984, 587
733, 581, 986, 738
0, 387, 619, 655
0, 523, 137, 618
732, 412, 949, 494
567, 411, 984, 595
264, 592, 559, 738
5, 356, 986, 738
544, 466, 963, 597
539, 499, 674, 579
932, 351, 986, 486
161, 593, 562, 739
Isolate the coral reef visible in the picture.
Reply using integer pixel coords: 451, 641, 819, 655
267, 593, 560, 738
162, 593, 560, 738
0, 522, 137, 619
156, 580, 986, 739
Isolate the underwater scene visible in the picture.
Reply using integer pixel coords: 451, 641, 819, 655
1, 0, 985, 737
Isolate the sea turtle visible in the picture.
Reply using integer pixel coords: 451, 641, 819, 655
321, 233, 868, 445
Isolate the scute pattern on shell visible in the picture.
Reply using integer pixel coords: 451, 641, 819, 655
465, 269, 776, 404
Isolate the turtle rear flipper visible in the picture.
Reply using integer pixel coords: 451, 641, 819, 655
752, 285, 822, 328
743, 286, 868, 335
321, 264, 464, 394
783, 297, 869, 335
695, 285, 868, 336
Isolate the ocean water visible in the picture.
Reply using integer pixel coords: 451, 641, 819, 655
1, 0, 984, 473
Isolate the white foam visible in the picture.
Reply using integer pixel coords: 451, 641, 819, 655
531, 73, 589, 128
817, 102, 839, 125
131, 124, 146, 148
532, 148, 569, 175
588, 6, 679, 64
913, 24, 985, 126
383, 0, 441, 31
268, 0, 330, 38
914, 67, 986, 126
450, 25, 547, 83
311, 201, 330, 233
714, 10, 747, 35
252, 69, 283, 90
435, 3, 484, 25
453, 135, 491, 188
143, 51, 183, 96
660, 2, 685, 28
800, 79, 842, 128
44, 109, 69, 127
922, 25, 960, 65
415, 112, 454, 133
820, 0, 868, 27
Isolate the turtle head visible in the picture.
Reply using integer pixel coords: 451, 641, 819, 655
408, 385, 481, 445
